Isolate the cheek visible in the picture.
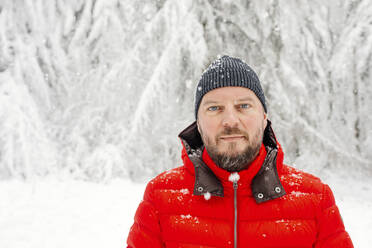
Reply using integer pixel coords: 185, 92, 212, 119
199, 119, 220, 140
241, 116, 256, 128
205, 121, 220, 137
241, 115, 265, 133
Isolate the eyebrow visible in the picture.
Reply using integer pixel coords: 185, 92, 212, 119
202, 100, 220, 106
202, 97, 254, 106
235, 97, 254, 102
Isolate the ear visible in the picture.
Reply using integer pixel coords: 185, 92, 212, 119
263, 112, 268, 129
197, 119, 201, 133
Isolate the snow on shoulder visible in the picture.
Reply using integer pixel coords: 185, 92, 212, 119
153, 166, 185, 186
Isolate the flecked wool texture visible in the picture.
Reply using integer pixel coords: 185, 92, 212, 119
195, 55, 267, 119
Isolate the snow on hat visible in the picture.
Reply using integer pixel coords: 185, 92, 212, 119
194, 55, 267, 119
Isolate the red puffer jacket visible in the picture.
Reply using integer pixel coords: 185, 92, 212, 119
127, 121, 353, 248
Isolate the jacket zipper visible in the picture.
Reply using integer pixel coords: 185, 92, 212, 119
233, 180, 238, 248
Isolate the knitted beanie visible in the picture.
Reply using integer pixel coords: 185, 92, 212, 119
194, 55, 267, 119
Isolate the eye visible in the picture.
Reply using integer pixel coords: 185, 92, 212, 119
240, 104, 250, 109
207, 106, 219, 111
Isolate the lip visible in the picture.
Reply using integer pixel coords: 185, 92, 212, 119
220, 136, 245, 141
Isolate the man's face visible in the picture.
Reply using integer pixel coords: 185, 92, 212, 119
197, 87, 267, 172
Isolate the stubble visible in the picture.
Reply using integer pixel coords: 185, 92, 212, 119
200, 125, 264, 172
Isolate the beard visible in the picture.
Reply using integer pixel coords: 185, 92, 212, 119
199, 125, 264, 172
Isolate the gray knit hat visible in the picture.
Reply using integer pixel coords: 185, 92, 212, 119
195, 55, 267, 119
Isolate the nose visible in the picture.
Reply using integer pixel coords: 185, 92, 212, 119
222, 107, 239, 128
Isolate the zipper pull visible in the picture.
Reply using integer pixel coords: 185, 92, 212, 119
233, 181, 238, 189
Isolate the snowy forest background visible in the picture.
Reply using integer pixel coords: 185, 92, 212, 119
1, 0, 371, 182
1, 0, 372, 247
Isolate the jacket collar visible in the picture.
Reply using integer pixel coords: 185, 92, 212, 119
178, 120, 286, 204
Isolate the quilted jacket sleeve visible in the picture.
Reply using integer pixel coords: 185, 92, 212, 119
127, 182, 163, 248
314, 184, 353, 247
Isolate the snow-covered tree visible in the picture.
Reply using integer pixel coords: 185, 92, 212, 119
0, 0, 371, 181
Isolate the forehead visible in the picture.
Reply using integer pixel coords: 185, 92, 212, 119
201, 86, 258, 104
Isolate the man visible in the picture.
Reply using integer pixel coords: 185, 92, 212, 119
127, 55, 353, 247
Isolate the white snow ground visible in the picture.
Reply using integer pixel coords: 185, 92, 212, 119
0, 179, 145, 248
1, 178, 371, 248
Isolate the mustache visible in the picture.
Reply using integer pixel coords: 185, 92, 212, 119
217, 127, 248, 139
